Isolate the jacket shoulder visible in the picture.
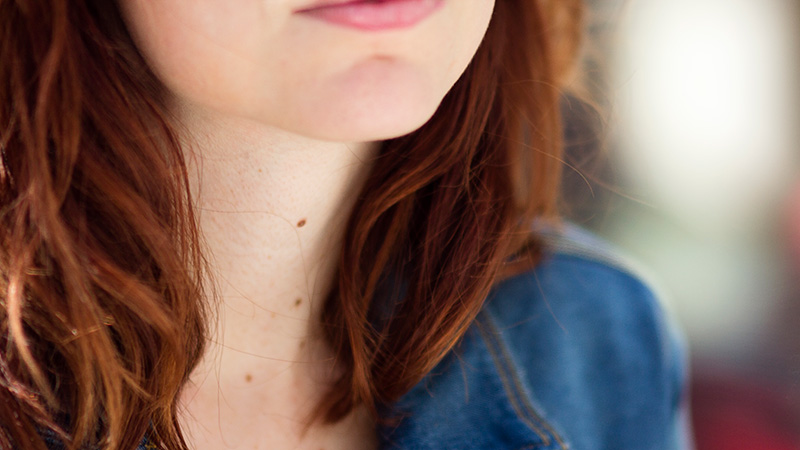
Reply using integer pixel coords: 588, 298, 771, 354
483, 223, 690, 449
488, 222, 678, 361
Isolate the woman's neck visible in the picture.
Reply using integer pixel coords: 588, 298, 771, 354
175, 103, 377, 426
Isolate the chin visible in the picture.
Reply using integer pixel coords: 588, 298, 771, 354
309, 107, 438, 142
274, 60, 450, 142
295, 107, 437, 143
279, 92, 447, 143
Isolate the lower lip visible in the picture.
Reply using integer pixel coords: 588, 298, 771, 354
296, 0, 444, 31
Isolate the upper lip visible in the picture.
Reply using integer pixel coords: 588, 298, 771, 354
295, 0, 387, 13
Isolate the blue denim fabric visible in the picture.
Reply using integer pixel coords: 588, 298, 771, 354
377, 224, 692, 449
44, 224, 691, 449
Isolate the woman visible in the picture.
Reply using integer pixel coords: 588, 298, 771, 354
0, 0, 689, 449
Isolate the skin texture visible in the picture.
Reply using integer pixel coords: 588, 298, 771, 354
120, 0, 495, 141
119, 1, 496, 448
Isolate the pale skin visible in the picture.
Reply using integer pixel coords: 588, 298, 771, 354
119, 1, 495, 448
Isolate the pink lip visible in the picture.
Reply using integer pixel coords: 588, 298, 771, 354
295, 0, 444, 31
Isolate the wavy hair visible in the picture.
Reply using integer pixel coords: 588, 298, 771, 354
0, 0, 583, 449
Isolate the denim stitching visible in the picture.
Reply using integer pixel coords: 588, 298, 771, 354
477, 312, 569, 450
476, 319, 549, 448
476, 321, 550, 449
488, 311, 569, 449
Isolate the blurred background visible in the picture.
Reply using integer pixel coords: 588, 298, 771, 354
567, 0, 800, 448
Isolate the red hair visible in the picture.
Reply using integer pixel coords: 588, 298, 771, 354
0, 0, 583, 449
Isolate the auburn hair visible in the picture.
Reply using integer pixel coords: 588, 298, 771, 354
0, 0, 584, 449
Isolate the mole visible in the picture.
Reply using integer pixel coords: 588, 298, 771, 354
245, 374, 252, 383
296, 218, 306, 228
294, 298, 302, 308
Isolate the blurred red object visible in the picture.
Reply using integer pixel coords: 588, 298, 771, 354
691, 371, 800, 450
786, 180, 800, 273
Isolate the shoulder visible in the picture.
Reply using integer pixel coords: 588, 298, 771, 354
380, 223, 691, 449
482, 222, 691, 449
488, 222, 678, 360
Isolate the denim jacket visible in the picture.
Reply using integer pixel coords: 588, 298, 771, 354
374, 224, 692, 449
44, 224, 691, 449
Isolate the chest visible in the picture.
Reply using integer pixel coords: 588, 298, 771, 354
177, 389, 378, 450
178, 424, 378, 450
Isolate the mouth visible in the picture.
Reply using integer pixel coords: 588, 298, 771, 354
295, 0, 445, 31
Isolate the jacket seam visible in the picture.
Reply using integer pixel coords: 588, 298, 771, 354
541, 235, 640, 277
476, 313, 568, 450
538, 228, 667, 298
